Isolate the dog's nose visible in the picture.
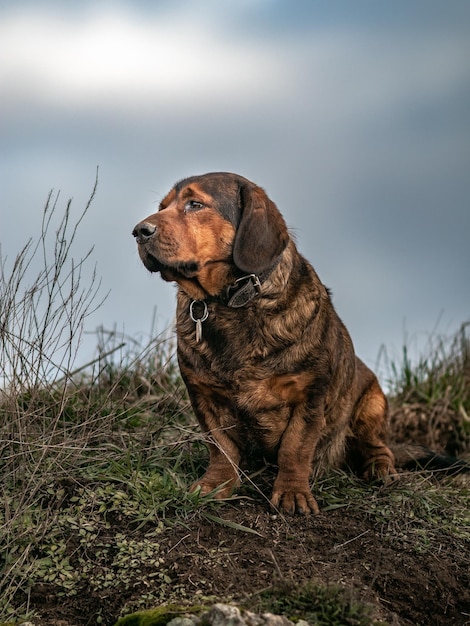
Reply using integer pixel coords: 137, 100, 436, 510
132, 221, 156, 243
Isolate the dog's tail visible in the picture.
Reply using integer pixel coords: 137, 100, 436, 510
391, 444, 470, 476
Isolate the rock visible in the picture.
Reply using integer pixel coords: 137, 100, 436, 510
199, 604, 301, 626
115, 603, 310, 626
167, 617, 198, 626
203, 604, 247, 626
259, 613, 293, 626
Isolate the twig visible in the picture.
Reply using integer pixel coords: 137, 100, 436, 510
333, 529, 370, 551
55, 342, 126, 383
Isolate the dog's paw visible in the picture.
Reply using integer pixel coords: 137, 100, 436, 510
362, 459, 398, 484
189, 476, 238, 500
270, 486, 320, 515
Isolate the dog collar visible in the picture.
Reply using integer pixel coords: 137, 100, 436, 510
189, 274, 263, 342
189, 255, 282, 341
224, 252, 283, 307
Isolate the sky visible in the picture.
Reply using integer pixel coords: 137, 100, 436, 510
1, 0, 469, 384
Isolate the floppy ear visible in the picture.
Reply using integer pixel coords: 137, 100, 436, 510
233, 183, 289, 274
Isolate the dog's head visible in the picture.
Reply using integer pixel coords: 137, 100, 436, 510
132, 172, 289, 300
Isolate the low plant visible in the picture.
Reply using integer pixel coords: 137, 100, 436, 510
383, 322, 470, 456
388, 323, 469, 411
246, 581, 379, 626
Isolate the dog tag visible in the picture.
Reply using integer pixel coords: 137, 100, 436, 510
189, 300, 209, 343
195, 318, 203, 342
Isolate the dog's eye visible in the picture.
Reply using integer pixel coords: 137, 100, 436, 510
184, 200, 204, 213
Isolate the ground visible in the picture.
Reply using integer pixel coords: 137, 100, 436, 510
3, 370, 470, 626
23, 466, 470, 626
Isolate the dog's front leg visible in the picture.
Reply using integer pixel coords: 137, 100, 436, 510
271, 407, 324, 515
184, 381, 241, 499
190, 430, 241, 500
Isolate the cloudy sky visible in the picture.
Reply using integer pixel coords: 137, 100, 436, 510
1, 0, 469, 383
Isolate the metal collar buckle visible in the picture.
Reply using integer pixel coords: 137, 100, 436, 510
237, 273, 261, 292
225, 273, 262, 308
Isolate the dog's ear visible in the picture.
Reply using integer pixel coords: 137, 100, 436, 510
233, 183, 289, 274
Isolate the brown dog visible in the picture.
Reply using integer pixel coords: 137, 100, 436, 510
133, 172, 397, 514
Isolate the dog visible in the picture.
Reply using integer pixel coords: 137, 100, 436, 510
132, 172, 399, 515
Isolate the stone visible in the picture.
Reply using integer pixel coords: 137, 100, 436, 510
203, 604, 247, 626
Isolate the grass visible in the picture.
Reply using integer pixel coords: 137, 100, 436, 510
387, 322, 470, 410
0, 184, 469, 625
385, 322, 470, 456
315, 470, 470, 552
246, 581, 379, 626
379, 323, 470, 459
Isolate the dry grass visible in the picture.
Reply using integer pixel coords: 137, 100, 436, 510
385, 323, 470, 457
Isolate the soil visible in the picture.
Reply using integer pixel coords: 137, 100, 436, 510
27, 476, 470, 626
21, 402, 470, 626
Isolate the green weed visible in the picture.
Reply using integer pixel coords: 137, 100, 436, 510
389, 323, 470, 410
246, 581, 380, 626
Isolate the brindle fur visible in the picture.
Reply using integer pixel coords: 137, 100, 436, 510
133, 172, 396, 514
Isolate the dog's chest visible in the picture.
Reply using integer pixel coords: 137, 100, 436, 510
180, 301, 302, 363
177, 298, 328, 454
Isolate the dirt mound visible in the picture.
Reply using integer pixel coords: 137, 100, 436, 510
25, 475, 470, 626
